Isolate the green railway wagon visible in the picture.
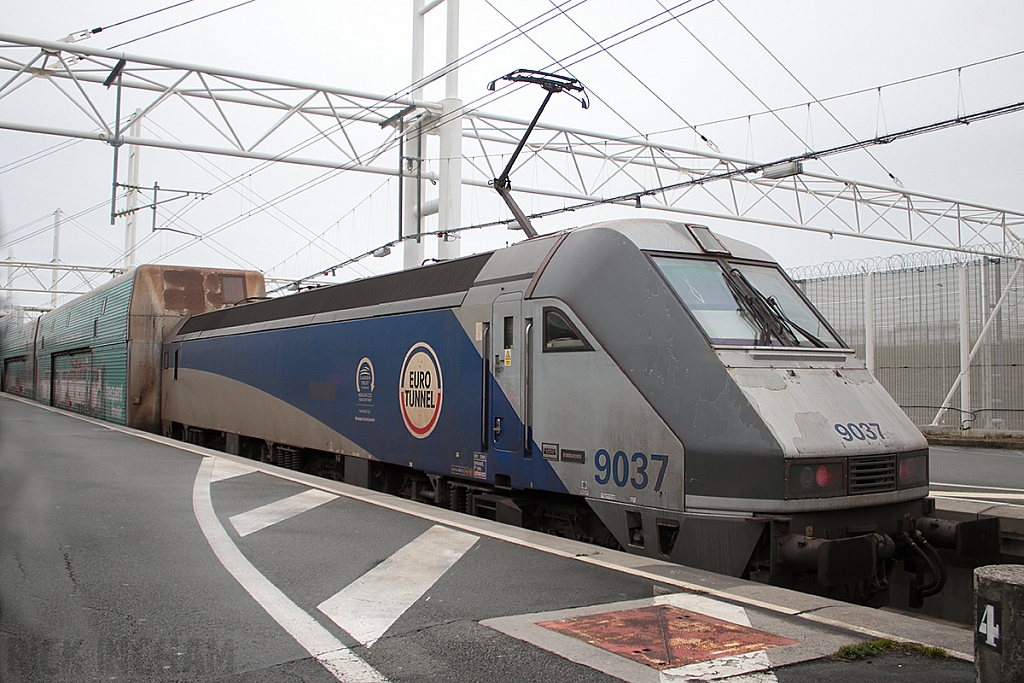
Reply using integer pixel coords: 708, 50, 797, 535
0, 265, 264, 431
0, 307, 42, 398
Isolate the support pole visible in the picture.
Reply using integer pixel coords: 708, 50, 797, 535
4, 249, 11, 313
864, 271, 875, 375
411, 0, 425, 100
959, 264, 972, 429
402, 118, 425, 270
404, 0, 426, 270
437, 0, 461, 261
51, 209, 61, 308
981, 260, 993, 427
124, 109, 142, 270
106, 59, 126, 226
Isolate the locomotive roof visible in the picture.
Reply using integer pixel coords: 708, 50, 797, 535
178, 251, 494, 335
176, 219, 774, 336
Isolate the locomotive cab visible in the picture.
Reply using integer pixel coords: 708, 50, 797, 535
524, 219, 996, 606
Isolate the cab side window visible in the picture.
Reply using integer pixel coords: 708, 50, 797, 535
543, 308, 592, 352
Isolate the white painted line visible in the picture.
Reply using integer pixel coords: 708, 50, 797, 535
931, 482, 1024, 492
230, 489, 338, 537
211, 458, 257, 483
318, 524, 478, 647
192, 457, 387, 682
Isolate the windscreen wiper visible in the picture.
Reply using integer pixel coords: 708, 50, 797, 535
764, 293, 829, 348
722, 267, 798, 346
722, 267, 826, 348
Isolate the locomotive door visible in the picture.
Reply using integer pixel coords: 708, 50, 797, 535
490, 293, 523, 454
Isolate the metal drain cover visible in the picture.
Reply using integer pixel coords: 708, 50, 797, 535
537, 604, 798, 670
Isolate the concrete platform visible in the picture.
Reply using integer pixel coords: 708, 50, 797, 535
0, 394, 975, 682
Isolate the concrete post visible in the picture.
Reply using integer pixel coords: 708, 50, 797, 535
975, 564, 1024, 682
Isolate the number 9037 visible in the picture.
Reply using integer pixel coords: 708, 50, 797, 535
594, 450, 668, 491
834, 422, 885, 441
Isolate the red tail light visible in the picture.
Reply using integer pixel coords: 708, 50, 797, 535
787, 460, 846, 498
816, 465, 833, 488
898, 453, 928, 488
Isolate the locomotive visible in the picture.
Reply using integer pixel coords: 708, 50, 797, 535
2, 219, 997, 605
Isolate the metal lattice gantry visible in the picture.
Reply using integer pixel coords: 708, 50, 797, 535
0, 32, 432, 176
458, 110, 1024, 258
2, 29, 1024, 298
1, 260, 123, 309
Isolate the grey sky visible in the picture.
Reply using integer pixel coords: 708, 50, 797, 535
2, 1, 1023, 306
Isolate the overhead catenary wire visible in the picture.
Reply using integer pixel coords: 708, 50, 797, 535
107, 0, 257, 50
18, 0, 999, 290
545, 0, 719, 149
263, 176, 394, 277
0, 138, 84, 176
647, 47, 1024, 137
716, 0, 902, 185
142, 119, 378, 277
653, 0, 842, 179
96, 1, 197, 34
1, 197, 123, 250
419, 0, 719, 148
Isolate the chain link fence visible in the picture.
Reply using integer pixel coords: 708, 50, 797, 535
790, 253, 1024, 432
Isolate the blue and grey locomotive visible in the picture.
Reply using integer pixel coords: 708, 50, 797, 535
158, 218, 996, 606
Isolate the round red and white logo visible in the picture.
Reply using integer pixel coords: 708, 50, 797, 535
399, 342, 443, 438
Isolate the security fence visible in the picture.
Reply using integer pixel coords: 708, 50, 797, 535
790, 252, 1024, 432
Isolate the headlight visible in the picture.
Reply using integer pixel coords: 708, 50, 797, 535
898, 451, 929, 489
786, 460, 846, 499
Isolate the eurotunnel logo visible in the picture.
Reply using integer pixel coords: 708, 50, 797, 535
399, 342, 443, 438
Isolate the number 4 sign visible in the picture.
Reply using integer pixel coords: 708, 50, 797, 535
977, 600, 1002, 653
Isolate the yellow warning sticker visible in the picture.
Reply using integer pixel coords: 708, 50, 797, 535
504, 349, 512, 366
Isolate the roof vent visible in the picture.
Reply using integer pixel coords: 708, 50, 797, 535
686, 224, 730, 255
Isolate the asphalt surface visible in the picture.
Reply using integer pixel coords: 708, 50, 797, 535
930, 444, 1024, 504
0, 394, 979, 682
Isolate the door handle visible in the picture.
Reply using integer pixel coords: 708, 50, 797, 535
493, 417, 502, 438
